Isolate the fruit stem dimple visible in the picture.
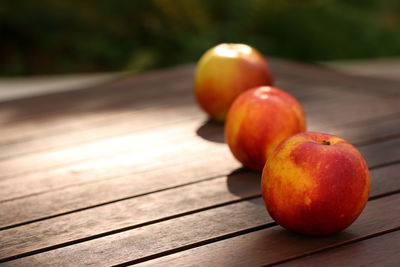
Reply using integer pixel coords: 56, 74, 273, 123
322, 140, 331, 146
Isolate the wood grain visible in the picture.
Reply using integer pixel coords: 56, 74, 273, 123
1, 59, 399, 266
1, 90, 397, 165
304, 95, 399, 133
357, 137, 400, 167
1, 84, 397, 161
0, 64, 195, 126
0, 59, 325, 146
130, 194, 400, 267
0, 74, 318, 152
369, 163, 400, 198
0, 60, 397, 207
0, 159, 398, 262
0, 95, 397, 183
0, 142, 237, 228
0, 120, 231, 202
0, 78, 398, 186
0, 119, 213, 179
270, 58, 400, 97
0, 58, 398, 159
0, 97, 200, 160
0, 132, 399, 229
0, 84, 350, 166
323, 113, 400, 146
2, 94, 397, 206
278, 230, 400, 266
1, 109, 399, 204
0, 172, 261, 260
4, 192, 399, 266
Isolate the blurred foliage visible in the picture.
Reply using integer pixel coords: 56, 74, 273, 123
1, 0, 399, 75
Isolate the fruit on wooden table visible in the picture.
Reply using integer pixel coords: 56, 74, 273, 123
225, 86, 305, 171
194, 43, 273, 121
262, 132, 370, 236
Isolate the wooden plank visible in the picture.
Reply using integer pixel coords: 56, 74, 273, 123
0, 59, 398, 265
1, 86, 398, 162
0, 72, 121, 103
323, 58, 400, 82
302, 92, 399, 133
0, 105, 400, 201
0, 171, 260, 260
0, 59, 338, 125
0, 77, 306, 147
2, 108, 399, 205
0, 142, 237, 228
0, 74, 346, 155
0, 157, 398, 262
0, 64, 195, 125
270, 58, 400, 97
369, 163, 400, 199
131, 194, 400, 267
323, 113, 400, 146
0, 84, 340, 163
0, 59, 327, 137
0, 126, 399, 229
0, 88, 195, 148
0, 64, 392, 199
0, 114, 397, 225
0, 58, 398, 156
0, 102, 200, 161
0, 112, 400, 227
278, 230, 400, 266
0, 120, 213, 179
0, 87, 323, 160
0, 80, 391, 182
357, 137, 400, 167
0, 92, 195, 147
3, 63, 396, 228
3, 191, 399, 265
0, 60, 397, 165
0, 120, 230, 202
0, 83, 395, 182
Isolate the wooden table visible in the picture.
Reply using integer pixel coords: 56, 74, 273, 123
0, 59, 399, 266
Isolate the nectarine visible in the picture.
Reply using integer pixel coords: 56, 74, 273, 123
262, 132, 370, 236
225, 86, 306, 171
194, 43, 273, 121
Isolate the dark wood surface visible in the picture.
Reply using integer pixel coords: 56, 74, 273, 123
0, 58, 399, 266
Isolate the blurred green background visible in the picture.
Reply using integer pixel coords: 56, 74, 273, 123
1, 0, 399, 76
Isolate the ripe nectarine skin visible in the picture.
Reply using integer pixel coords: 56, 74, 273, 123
262, 132, 370, 236
225, 86, 306, 171
195, 43, 273, 121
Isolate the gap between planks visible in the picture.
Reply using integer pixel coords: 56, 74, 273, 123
269, 227, 400, 266
275, 228, 400, 266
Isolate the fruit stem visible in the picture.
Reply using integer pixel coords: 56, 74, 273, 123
322, 140, 331, 145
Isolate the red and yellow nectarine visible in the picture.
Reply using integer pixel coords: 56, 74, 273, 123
262, 132, 370, 236
194, 43, 273, 121
225, 86, 306, 171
